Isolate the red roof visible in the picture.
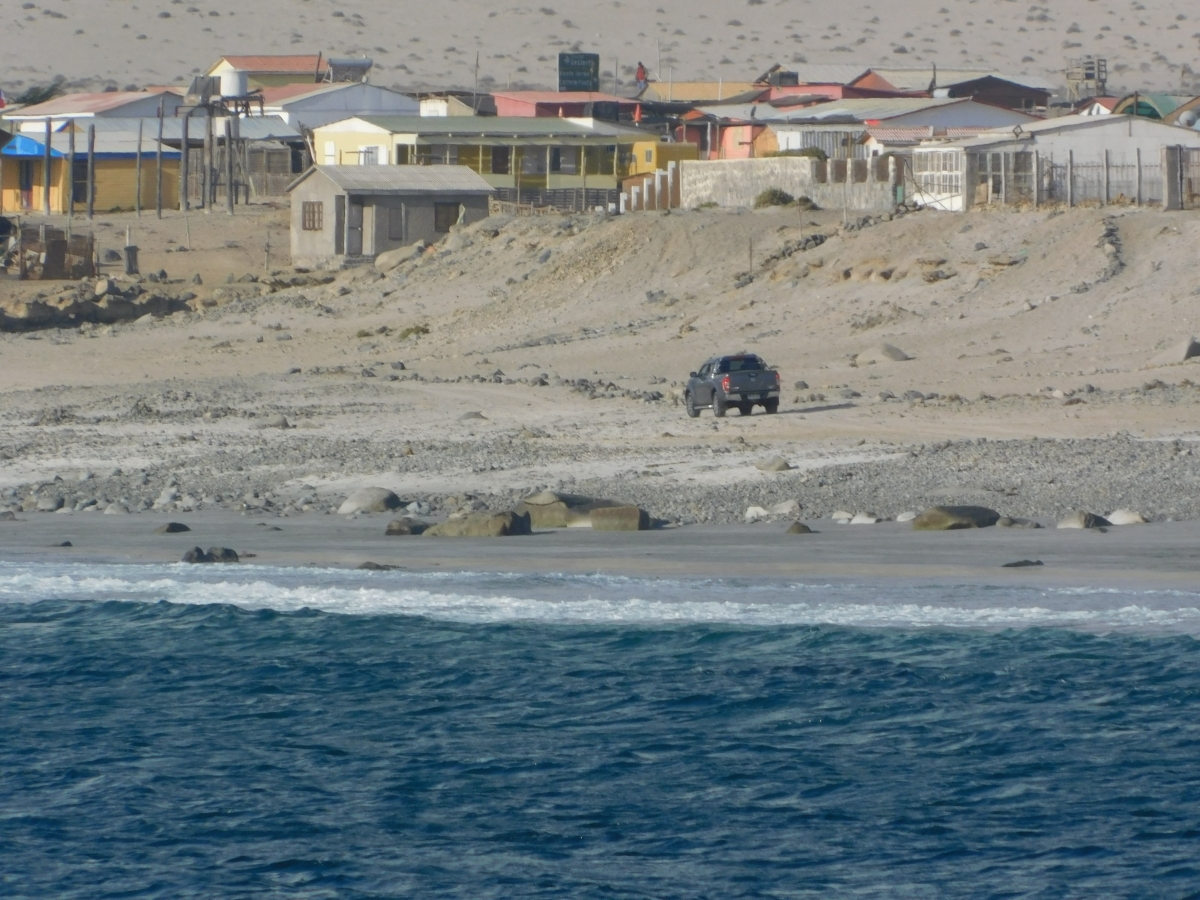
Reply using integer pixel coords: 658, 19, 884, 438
214, 55, 328, 75
7, 92, 173, 117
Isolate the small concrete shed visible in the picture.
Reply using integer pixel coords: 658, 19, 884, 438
287, 165, 493, 267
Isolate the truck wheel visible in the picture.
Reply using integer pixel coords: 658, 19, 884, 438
713, 395, 727, 418
738, 402, 753, 416
685, 392, 700, 418
764, 398, 779, 414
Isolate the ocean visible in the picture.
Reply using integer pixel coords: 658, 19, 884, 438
2, 562, 1199, 898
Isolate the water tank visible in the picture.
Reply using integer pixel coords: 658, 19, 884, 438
220, 70, 249, 98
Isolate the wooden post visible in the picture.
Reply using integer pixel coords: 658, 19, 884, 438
86, 125, 96, 220
225, 117, 235, 215
42, 118, 52, 215
155, 97, 164, 218
180, 114, 190, 211
1102, 149, 1109, 206
67, 122, 76, 221
1032, 151, 1039, 210
202, 113, 212, 212
1135, 148, 1142, 207
1067, 150, 1074, 208
0, 139, 5, 214
135, 118, 143, 217
1000, 152, 1007, 206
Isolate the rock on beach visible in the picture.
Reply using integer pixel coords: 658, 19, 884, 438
912, 506, 1001, 531
338, 487, 402, 515
424, 511, 531, 537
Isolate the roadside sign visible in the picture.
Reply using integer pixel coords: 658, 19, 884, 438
558, 53, 600, 93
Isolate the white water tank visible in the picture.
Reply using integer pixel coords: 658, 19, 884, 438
220, 70, 249, 98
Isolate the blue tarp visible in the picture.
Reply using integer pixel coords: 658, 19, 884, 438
1, 133, 65, 157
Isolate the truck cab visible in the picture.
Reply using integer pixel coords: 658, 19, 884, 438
685, 354, 781, 418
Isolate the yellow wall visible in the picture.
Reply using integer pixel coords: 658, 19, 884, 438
628, 141, 699, 176
0, 157, 178, 214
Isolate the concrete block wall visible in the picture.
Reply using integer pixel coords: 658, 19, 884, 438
679, 157, 897, 212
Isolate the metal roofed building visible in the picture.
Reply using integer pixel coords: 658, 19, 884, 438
1, 131, 180, 214
3, 91, 185, 133
311, 115, 648, 196
490, 91, 639, 121
908, 114, 1200, 211
287, 164, 493, 266
254, 83, 418, 130
206, 55, 331, 89
868, 69, 1053, 112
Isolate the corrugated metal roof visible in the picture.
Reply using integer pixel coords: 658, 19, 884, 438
914, 113, 1200, 150
5, 91, 178, 118
636, 82, 759, 103
2, 132, 179, 157
867, 126, 993, 144
349, 115, 646, 138
294, 165, 494, 194
699, 97, 962, 123
210, 55, 328, 75
870, 68, 1053, 92
78, 116, 302, 141
490, 91, 634, 104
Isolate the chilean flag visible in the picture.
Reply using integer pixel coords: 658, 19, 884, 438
0, 89, 6, 109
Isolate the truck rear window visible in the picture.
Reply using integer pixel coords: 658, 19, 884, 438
718, 357, 764, 373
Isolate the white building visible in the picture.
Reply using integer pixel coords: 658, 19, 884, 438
256, 83, 418, 131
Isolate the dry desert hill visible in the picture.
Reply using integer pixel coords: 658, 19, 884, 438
2, 0, 1199, 97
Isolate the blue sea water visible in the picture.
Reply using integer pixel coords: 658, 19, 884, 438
2, 564, 1200, 899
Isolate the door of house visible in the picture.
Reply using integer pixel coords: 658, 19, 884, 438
19, 160, 34, 210
346, 200, 364, 256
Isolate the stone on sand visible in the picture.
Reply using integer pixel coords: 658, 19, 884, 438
850, 512, 882, 525
912, 506, 1001, 531
1057, 510, 1111, 529
1106, 509, 1148, 525
182, 546, 239, 563
786, 521, 814, 534
338, 487, 402, 515
744, 505, 769, 523
770, 499, 800, 517
755, 455, 793, 472
855, 343, 912, 366
590, 505, 650, 531
375, 242, 425, 272
895, 511, 917, 522
156, 522, 191, 533
1150, 337, 1200, 367
36, 496, 64, 512
385, 517, 428, 536
424, 511, 531, 537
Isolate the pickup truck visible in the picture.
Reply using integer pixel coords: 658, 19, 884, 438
684, 354, 781, 417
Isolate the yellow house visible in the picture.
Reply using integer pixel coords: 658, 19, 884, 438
0, 131, 179, 214
628, 140, 700, 176
206, 55, 331, 91
311, 115, 649, 194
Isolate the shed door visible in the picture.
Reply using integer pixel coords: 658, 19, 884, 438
346, 199, 364, 256
19, 160, 34, 210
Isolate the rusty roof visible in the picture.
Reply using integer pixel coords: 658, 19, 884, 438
211, 55, 328, 75
5, 91, 178, 118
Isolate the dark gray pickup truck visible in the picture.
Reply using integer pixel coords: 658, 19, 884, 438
684, 354, 781, 417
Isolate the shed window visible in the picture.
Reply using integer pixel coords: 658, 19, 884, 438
491, 146, 511, 175
302, 201, 324, 231
434, 202, 461, 233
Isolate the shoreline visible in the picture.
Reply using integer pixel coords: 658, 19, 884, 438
4, 510, 1200, 594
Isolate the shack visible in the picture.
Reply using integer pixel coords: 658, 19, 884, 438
288, 165, 493, 267
0, 131, 179, 214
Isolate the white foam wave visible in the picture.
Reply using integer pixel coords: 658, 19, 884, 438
1, 563, 1199, 632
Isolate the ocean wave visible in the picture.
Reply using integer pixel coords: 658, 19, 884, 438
1, 563, 1199, 632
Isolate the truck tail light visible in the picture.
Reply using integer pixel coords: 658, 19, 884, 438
774, 372, 781, 386
721, 375, 731, 392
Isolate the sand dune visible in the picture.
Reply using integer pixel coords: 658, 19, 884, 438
1, 0, 1197, 98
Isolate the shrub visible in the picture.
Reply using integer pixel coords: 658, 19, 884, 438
398, 324, 430, 340
754, 188, 794, 208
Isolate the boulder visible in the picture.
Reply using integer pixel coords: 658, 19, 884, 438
375, 243, 424, 272
1151, 337, 1200, 367
850, 512, 882, 525
1106, 509, 1148, 526
264, 414, 290, 429
182, 546, 239, 563
831, 510, 853, 523
36, 496, 65, 512
154, 488, 180, 508
744, 505, 770, 523
0, 511, 16, 521
895, 511, 917, 522
755, 455, 793, 472
385, 517, 428, 536
786, 521, 813, 534
424, 511, 531, 537
102, 503, 129, 515
856, 343, 912, 366
338, 487, 402, 515
590, 505, 650, 532
770, 499, 800, 517
1057, 510, 1111, 529
912, 505, 1001, 531
997, 516, 1042, 529
156, 522, 191, 533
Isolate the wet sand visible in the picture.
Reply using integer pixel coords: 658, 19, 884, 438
4, 511, 1199, 594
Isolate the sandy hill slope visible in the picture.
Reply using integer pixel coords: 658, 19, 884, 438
1, 0, 1197, 97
